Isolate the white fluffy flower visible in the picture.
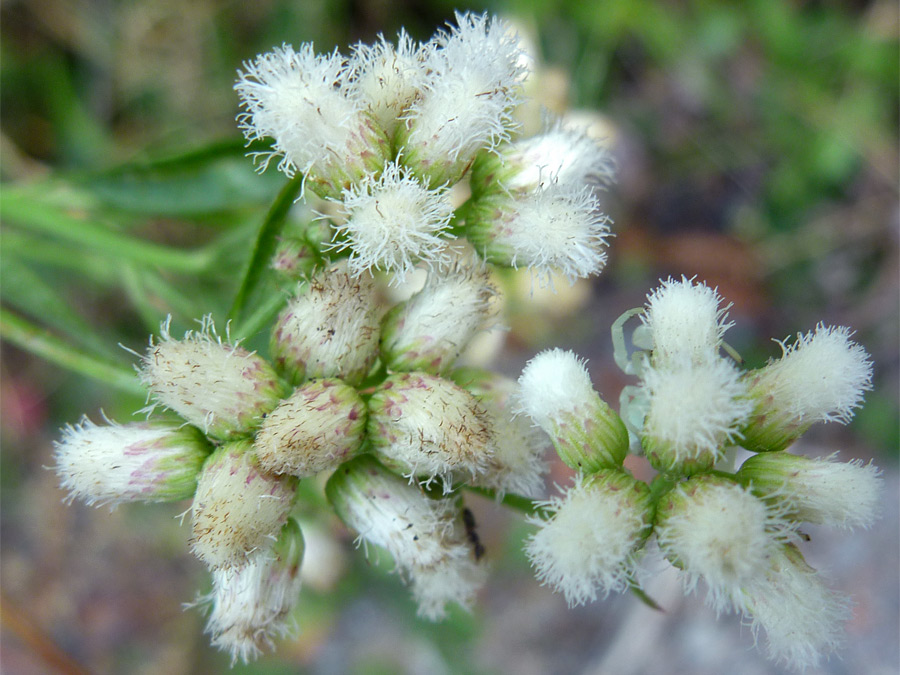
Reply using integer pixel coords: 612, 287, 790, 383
740, 545, 852, 671
399, 12, 526, 186
517, 348, 597, 431
331, 161, 455, 278
641, 277, 733, 366
501, 122, 616, 192
199, 520, 304, 664
640, 356, 752, 472
54, 418, 210, 506
139, 316, 285, 440
325, 455, 486, 618
655, 476, 790, 613
518, 348, 628, 473
381, 261, 499, 374
468, 181, 610, 283
411, 551, 488, 621
235, 45, 351, 175
347, 30, 428, 137
525, 471, 652, 606
270, 262, 382, 386
737, 452, 883, 530
742, 325, 874, 451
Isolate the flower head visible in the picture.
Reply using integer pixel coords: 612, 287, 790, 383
255, 378, 367, 478
525, 471, 652, 606
737, 452, 883, 530
270, 263, 382, 387
325, 455, 486, 618
199, 519, 305, 665
235, 44, 389, 198
398, 12, 525, 186
139, 316, 285, 440
654, 475, 791, 613
367, 372, 495, 489
54, 418, 210, 506
741, 324, 873, 452
517, 348, 628, 473
641, 277, 732, 366
740, 544, 852, 670
381, 261, 499, 374
347, 30, 428, 138
466, 181, 611, 283
473, 121, 616, 195
640, 356, 752, 474
331, 161, 455, 279
190, 441, 298, 570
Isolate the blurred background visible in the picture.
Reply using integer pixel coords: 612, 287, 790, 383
1, 0, 897, 673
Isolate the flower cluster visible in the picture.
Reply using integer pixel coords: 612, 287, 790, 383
519, 277, 881, 671
54, 259, 547, 662
50, 13, 884, 671
236, 11, 614, 284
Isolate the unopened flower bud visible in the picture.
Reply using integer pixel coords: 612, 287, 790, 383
331, 162, 455, 278
381, 263, 499, 374
654, 475, 789, 613
641, 277, 733, 367
255, 378, 367, 477
54, 417, 211, 506
739, 544, 852, 671
451, 367, 547, 498
367, 372, 495, 489
191, 440, 298, 569
234, 44, 390, 199
200, 518, 305, 665
640, 356, 752, 475
465, 181, 611, 283
740, 324, 873, 452
326, 455, 486, 619
525, 470, 652, 606
736, 451, 882, 530
271, 263, 381, 386
139, 317, 285, 440
397, 12, 524, 187
271, 236, 320, 280
517, 349, 628, 474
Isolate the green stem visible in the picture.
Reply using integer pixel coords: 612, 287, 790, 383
227, 174, 304, 324
0, 308, 144, 396
463, 486, 545, 517
2, 191, 214, 273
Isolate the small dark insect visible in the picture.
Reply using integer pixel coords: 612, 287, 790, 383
462, 507, 485, 561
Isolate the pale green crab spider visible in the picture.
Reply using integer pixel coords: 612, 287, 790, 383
610, 306, 653, 450
609, 305, 744, 452
610, 307, 653, 377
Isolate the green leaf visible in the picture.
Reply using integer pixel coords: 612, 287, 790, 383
1, 189, 215, 273
227, 174, 304, 325
0, 258, 111, 357
0, 307, 144, 396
